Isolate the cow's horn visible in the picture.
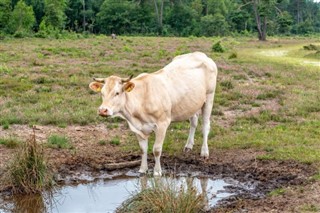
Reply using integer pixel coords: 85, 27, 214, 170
121, 75, 134, 83
93, 77, 105, 83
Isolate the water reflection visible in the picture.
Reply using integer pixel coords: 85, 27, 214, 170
0, 175, 238, 213
0, 192, 49, 213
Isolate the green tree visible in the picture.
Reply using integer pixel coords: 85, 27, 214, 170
166, 3, 197, 36
97, 0, 133, 34
43, 0, 67, 30
277, 11, 293, 34
7, 0, 35, 35
0, 0, 11, 32
200, 13, 230, 36
25, 0, 45, 30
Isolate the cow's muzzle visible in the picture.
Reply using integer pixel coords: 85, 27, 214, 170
98, 108, 109, 117
98, 106, 113, 117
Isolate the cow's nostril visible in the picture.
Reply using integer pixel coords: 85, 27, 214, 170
98, 108, 108, 116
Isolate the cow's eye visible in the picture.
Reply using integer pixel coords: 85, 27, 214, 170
115, 92, 119, 96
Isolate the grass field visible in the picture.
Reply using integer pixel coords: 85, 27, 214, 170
0, 36, 319, 171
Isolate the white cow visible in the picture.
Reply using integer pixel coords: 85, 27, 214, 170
89, 52, 218, 176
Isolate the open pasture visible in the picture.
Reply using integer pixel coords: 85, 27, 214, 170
0, 36, 319, 212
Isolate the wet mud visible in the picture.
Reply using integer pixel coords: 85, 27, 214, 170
0, 125, 318, 212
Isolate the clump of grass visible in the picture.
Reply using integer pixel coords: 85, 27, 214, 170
300, 204, 319, 212
117, 178, 204, 213
109, 137, 120, 146
2, 121, 9, 129
47, 134, 72, 149
268, 188, 286, 196
220, 80, 234, 90
3, 128, 54, 194
257, 90, 281, 100
0, 137, 21, 148
98, 140, 107, 146
303, 44, 320, 51
228, 52, 237, 59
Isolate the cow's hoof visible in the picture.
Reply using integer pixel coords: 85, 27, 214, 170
139, 168, 148, 175
139, 168, 148, 174
184, 147, 192, 153
200, 152, 209, 159
153, 171, 162, 176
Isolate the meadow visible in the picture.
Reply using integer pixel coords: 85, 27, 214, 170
0, 36, 319, 211
1, 36, 319, 165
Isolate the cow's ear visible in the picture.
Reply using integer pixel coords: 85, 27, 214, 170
123, 82, 135, 92
89, 82, 103, 92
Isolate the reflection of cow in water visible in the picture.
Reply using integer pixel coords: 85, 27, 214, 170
89, 52, 218, 176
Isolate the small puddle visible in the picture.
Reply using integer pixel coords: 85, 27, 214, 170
0, 174, 257, 212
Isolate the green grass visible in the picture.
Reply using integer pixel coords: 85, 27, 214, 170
109, 137, 120, 146
47, 134, 72, 149
117, 177, 204, 213
0, 36, 319, 172
0, 137, 21, 148
98, 140, 107, 146
300, 204, 320, 212
268, 188, 286, 196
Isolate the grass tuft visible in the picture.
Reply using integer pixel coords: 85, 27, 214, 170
268, 188, 286, 197
2, 128, 54, 194
47, 134, 72, 149
117, 177, 204, 213
109, 137, 120, 146
0, 137, 21, 148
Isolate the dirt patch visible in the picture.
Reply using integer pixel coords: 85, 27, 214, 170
0, 125, 318, 212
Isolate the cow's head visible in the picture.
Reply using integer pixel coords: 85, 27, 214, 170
89, 75, 135, 117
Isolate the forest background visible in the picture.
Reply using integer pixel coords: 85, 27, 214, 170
0, 0, 319, 41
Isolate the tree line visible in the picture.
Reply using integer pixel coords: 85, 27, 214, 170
0, 0, 319, 40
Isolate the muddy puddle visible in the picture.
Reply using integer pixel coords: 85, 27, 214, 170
0, 171, 259, 213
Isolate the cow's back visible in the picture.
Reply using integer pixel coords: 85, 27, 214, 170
162, 52, 218, 121
132, 52, 217, 122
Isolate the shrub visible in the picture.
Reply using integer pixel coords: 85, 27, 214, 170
212, 41, 225, 53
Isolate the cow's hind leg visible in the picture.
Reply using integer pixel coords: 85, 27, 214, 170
184, 113, 199, 152
137, 134, 149, 174
201, 93, 214, 158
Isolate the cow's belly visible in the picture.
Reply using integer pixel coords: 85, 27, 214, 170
170, 95, 205, 122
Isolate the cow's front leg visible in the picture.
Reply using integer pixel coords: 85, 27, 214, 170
153, 122, 170, 176
137, 134, 149, 174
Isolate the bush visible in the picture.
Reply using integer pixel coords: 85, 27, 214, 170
7, 0, 35, 35
212, 41, 225, 53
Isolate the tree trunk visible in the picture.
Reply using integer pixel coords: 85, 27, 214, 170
153, 0, 164, 35
253, 0, 267, 41
82, 0, 86, 32
261, 16, 267, 41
